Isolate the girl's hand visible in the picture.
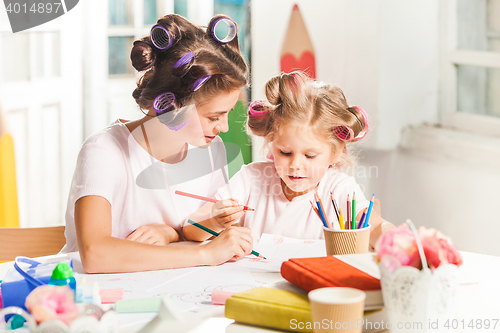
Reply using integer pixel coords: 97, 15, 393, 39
210, 199, 245, 231
126, 224, 179, 246
201, 226, 253, 265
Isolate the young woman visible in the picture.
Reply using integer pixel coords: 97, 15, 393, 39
62, 14, 252, 273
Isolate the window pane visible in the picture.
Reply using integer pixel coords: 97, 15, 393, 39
109, 36, 134, 75
144, 0, 158, 25
214, 0, 249, 61
174, 0, 188, 18
2, 34, 30, 82
457, 64, 500, 117
35, 32, 61, 79
109, 0, 133, 26
457, 0, 500, 52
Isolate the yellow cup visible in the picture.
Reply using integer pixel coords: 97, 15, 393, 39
309, 287, 366, 333
323, 225, 371, 255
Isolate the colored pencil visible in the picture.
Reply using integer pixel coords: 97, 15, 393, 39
330, 191, 340, 224
364, 194, 375, 228
338, 206, 345, 230
187, 220, 265, 259
357, 208, 368, 229
314, 194, 329, 229
317, 194, 331, 228
346, 194, 351, 230
310, 201, 321, 220
352, 192, 356, 229
175, 190, 254, 211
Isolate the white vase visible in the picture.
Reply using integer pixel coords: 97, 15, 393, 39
378, 220, 459, 333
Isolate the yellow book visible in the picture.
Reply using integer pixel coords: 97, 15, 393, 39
225, 287, 388, 333
225, 287, 313, 333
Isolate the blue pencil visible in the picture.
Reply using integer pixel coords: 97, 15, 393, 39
357, 208, 367, 229
363, 194, 375, 228
314, 193, 329, 229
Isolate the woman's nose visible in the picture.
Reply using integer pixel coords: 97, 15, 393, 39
216, 117, 229, 133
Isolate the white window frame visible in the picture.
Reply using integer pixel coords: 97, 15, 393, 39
440, 0, 500, 137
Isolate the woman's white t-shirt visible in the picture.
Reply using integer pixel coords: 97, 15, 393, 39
62, 119, 228, 252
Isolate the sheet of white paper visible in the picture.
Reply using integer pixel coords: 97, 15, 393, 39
231, 233, 327, 273
70, 253, 264, 314
335, 253, 381, 279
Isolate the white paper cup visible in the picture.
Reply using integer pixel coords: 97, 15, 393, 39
309, 287, 366, 333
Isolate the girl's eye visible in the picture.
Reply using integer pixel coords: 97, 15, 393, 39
280, 151, 292, 156
209, 117, 219, 122
305, 154, 316, 159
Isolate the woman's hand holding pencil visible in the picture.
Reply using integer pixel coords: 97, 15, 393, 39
188, 220, 266, 263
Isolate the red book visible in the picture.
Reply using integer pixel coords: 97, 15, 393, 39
281, 256, 383, 310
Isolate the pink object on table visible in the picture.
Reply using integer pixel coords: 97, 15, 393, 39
211, 290, 237, 305
99, 289, 124, 304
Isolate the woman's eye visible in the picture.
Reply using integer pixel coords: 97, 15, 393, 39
280, 151, 292, 156
305, 154, 316, 159
209, 117, 219, 122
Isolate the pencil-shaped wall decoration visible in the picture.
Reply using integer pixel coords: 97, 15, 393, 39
280, 4, 316, 78
0, 132, 20, 228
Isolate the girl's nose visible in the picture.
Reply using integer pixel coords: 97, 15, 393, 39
290, 155, 302, 169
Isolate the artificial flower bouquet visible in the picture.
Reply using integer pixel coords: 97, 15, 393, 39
0, 285, 118, 333
375, 222, 463, 272
374, 220, 462, 333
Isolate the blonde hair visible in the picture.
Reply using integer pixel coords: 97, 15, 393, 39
248, 71, 368, 169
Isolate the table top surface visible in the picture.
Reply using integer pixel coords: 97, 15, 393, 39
1, 250, 499, 333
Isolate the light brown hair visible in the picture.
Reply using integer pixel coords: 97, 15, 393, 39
248, 71, 368, 168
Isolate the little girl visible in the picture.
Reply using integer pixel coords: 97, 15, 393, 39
183, 71, 395, 247
62, 14, 253, 273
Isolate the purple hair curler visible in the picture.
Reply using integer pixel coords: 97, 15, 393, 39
167, 119, 189, 131
173, 52, 195, 69
150, 25, 172, 50
333, 106, 369, 142
248, 100, 269, 117
153, 92, 175, 114
191, 75, 212, 92
211, 17, 237, 44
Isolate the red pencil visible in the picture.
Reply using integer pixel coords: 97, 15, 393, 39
174, 190, 255, 211
310, 200, 321, 220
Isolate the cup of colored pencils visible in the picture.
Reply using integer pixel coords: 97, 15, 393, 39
322, 224, 371, 255
317, 193, 374, 255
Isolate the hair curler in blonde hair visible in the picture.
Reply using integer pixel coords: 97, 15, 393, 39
333, 106, 369, 141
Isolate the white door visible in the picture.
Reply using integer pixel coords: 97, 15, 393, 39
0, 6, 83, 227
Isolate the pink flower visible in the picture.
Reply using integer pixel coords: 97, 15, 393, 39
25, 285, 79, 326
375, 224, 421, 271
419, 227, 463, 270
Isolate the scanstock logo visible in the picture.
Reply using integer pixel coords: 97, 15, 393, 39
3, 0, 79, 33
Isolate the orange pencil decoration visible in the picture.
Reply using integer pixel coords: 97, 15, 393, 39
175, 190, 255, 211
280, 4, 316, 78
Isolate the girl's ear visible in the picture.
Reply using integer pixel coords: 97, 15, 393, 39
330, 143, 344, 166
